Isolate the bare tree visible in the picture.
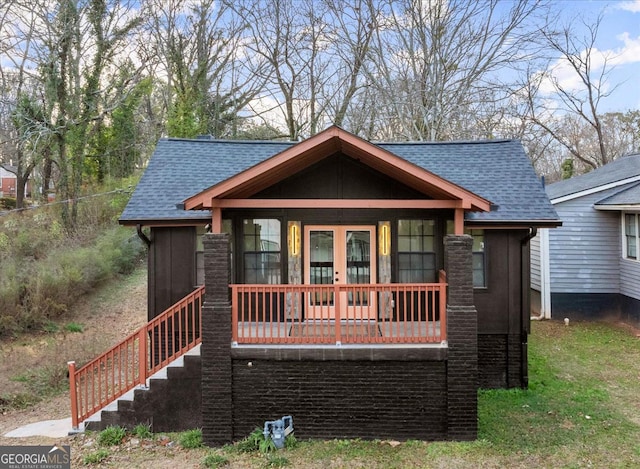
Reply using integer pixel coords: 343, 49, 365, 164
0, 2, 49, 207
144, 0, 265, 139
524, 14, 620, 171
2, 0, 145, 225
229, 0, 379, 140
322, 0, 379, 131
367, 0, 549, 141
229, 0, 322, 140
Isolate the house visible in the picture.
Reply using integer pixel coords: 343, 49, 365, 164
68, 126, 559, 445
0, 163, 31, 199
0, 164, 17, 197
531, 154, 640, 326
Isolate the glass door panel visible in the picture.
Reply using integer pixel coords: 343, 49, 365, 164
346, 230, 371, 306
305, 226, 376, 320
309, 230, 334, 306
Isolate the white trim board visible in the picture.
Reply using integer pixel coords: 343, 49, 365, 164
550, 175, 640, 205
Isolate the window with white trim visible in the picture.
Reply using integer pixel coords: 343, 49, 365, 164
623, 213, 639, 260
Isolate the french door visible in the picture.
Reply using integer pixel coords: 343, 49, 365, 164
304, 225, 377, 320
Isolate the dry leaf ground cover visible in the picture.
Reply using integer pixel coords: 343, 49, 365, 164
1, 268, 639, 468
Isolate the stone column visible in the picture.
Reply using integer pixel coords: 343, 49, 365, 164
444, 234, 478, 441
201, 233, 233, 446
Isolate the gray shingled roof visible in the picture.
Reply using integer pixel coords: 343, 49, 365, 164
546, 154, 640, 200
595, 181, 640, 206
120, 139, 294, 223
120, 136, 559, 225
378, 140, 557, 222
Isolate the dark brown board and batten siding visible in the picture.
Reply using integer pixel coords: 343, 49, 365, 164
474, 229, 530, 388
148, 227, 198, 320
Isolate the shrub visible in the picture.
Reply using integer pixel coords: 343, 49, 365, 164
202, 453, 229, 468
0, 226, 144, 336
179, 429, 204, 449
0, 177, 144, 337
83, 448, 109, 465
97, 426, 126, 446
0, 260, 24, 334
0, 392, 39, 412
96, 227, 144, 275
64, 322, 84, 333
284, 433, 297, 449
234, 428, 264, 453
133, 423, 153, 439
0, 197, 16, 210
18, 364, 68, 397
233, 427, 293, 454
42, 321, 60, 333
265, 454, 290, 467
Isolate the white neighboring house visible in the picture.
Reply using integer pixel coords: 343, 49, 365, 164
531, 154, 640, 325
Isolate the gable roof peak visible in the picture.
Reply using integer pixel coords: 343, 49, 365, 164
183, 125, 491, 212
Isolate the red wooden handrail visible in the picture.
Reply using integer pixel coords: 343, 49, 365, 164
69, 286, 204, 429
231, 281, 447, 345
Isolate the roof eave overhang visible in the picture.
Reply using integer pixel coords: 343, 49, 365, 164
550, 174, 640, 205
119, 217, 211, 227
183, 126, 491, 213
594, 204, 640, 211
465, 219, 563, 229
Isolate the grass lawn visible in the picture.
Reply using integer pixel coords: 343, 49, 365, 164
69, 320, 640, 468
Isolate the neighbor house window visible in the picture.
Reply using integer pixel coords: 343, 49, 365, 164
243, 219, 281, 284
195, 220, 232, 285
446, 221, 486, 288
624, 213, 638, 260
398, 219, 436, 283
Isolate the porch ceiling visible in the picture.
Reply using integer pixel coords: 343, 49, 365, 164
184, 126, 491, 212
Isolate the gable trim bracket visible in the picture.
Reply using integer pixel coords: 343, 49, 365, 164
184, 126, 492, 215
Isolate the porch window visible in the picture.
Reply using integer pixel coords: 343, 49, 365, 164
397, 219, 436, 283
468, 229, 486, 288
624, 213, 638, 260
446, 221, 486, 288
243, 219, 281, 283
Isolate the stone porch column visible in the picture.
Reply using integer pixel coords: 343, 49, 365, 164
201, 233, 233, 446
444, 234, 478, 440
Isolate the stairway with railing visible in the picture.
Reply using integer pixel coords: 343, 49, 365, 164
68, 273, 448, 429
68, 286, 204, 429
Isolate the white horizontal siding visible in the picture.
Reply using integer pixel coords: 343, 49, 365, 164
550, 187, 625, 294
620, 259, 640, 300
530, 232, 541, 290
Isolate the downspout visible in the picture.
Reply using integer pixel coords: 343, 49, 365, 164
529, 227, 549, 321
136, 224, 151, 248
539, 229, 552, 320
521, 226, 537, 246
521, 227, 544, 321
520, 227, 537, 389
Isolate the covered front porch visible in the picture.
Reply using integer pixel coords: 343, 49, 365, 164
231, 275, 447, 345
